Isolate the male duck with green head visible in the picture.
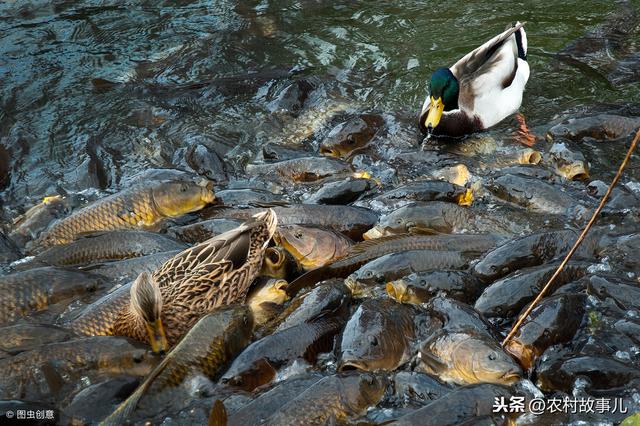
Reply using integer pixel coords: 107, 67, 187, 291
420, 22, 530, 139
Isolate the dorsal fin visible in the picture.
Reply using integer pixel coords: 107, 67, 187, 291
349, 233, 416, 254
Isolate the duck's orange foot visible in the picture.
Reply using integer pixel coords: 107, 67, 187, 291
512, 113, 537, 147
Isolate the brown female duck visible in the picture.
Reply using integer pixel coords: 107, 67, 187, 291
69, 209, 278, 349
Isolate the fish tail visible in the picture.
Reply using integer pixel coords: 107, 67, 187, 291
208, 400, 227, 426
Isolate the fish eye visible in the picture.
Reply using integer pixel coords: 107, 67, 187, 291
180, 184, 188, 192
347, 134, 355, 144
133, 353, 144, 363
294, 231, 303, 239
364, 270, 373, 278
396, 219, 403, 225
368, 335, 379, 346
488, 352, 497, 361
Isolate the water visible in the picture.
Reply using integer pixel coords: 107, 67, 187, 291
1, 1, 639, 215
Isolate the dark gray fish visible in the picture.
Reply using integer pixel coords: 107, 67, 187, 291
29, 230, 186, 267
390, 383, 514, 426
245, 156, 353, 183
304, 178, 372, 205
228, 374, 324, 426
505, 293, 586, 370
263, 373, 387, 426
391, 371, 453, 408
338, 299, 427, 372
269, 279, 351, 334
319, 113, 384, 158
347, 250, 469, 288
168, 219, 243, 244
0, 267, 103, 326
387, 271, 485, 305
473, 229, 602, 281
205, 205, 378, 240
80, 250, 180, 285
474, 262, 589, 319
364, 202, 473, 238
221, 312, 347, 391
486, 173, 582, 215
536, 355, 640, 392
548, 114, 640, 142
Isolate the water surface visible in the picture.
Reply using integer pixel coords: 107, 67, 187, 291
1, 0, 638, 213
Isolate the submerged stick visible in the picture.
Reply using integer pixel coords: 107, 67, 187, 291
502, 128, 640, 347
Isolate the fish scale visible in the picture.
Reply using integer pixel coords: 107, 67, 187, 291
42, 192, 155, 248
0, 267, 102, 326
0, 336, 155, 401
101, 306, 253, 425
32, 231, 186, 267
34, 180, 214, 251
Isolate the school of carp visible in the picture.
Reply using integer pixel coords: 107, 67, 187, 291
1, 3, 640, 426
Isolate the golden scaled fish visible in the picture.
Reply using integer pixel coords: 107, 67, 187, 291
416, 329, 522, 386
274, 224, 353, 270
0, 336, 156, 402
31, 230, 187, 267
34, 179, 215, 251
0, 267, 103, 326
101, 306, 253, 425
263, 373, 387, 426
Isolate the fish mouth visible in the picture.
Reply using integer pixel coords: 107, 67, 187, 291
344, 276, 364, 296
561, 162, 589, 181
200, 188, 216, 204
518, 148, 542, 165
319, 146, 339, 158
499, 370, 523, 384
337, 359, 369, 372
362, 226, 384, 240
385, 280, 407, 302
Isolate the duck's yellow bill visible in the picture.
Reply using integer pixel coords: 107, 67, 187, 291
424, 96, 444, 130
145, 318, 169, 354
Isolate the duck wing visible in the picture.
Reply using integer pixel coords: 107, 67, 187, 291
451, 23, 525, 110
153, 222, 256, 287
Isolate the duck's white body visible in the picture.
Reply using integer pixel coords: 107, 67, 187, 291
420, 22, 529, 136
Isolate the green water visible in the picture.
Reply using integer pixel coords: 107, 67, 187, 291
0, 0, 638, 211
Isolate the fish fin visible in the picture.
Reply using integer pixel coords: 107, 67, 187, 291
249, 200, 290, 208
208, 400, 227, 426
408, 226, 444, 236
286, 266, 328, 296
41, 361, 65, 396
73, 231, 112, 240
416, 349, 448, 375
349, 234, 414, 253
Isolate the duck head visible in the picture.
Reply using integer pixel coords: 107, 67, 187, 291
420, 67, 460, 135
130, 271, 168, 355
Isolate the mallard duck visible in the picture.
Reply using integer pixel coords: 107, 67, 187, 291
419, 22, 529, 138
69, 209, 278, 349
129, 271, 168, 354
